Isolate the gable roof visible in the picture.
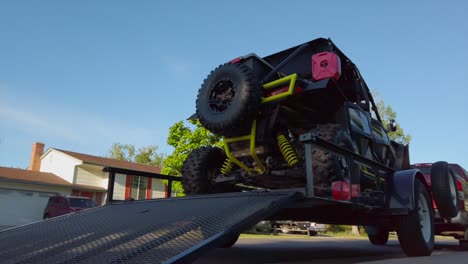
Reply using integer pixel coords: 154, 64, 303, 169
0, 167, 107, 191
52, 149, 161, 174
0, 166, 71, 186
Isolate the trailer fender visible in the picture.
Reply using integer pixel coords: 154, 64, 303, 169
385, 169, 429, 211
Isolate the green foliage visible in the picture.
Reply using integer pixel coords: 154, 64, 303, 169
327, 225, 349, 233
327, 225, 366, 236
373, 91, 412, 144
162, 120, 222, 196
108, 143, 136, 161
108, 143, 165, 167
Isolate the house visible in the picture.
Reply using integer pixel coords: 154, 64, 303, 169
0, 167, 91, 229
0, 142, 166, 230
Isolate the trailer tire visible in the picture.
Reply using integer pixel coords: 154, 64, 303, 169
431, 161, 458, 219
182, 146, 236, 195
196, 63, 262, 137
310, 124, 359, 194
220, 233, 240, 248
396, 179, 434, 256
368, 230, 389, 245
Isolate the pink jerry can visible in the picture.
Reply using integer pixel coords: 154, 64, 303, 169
312, 52, 341, 81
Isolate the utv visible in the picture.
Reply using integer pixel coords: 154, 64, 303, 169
183, 38, 402, 195
181, 38, 456, 256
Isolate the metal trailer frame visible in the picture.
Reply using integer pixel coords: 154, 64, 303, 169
0, 131, 426, 264
271, 131, 423, 227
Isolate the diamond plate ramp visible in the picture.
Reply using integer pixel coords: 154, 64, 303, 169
0, 191, 301, 264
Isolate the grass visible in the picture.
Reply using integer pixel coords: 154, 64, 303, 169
240, 232, 369, 239
240, 232, 460, 241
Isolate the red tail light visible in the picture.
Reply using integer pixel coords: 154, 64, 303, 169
456, 179, 463, 191
331, 181, 351, 201
229, 57, 242, 64
264, 86, 289, 97
456, 179, 465, 210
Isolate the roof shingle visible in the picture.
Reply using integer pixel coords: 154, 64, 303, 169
0, 166, 71, 186
0, 167, 107, 191
53, 149, 161, 174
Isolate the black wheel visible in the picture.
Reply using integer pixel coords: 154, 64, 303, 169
431, 161, 458, 219
310, 124, 359, 194
308, 230, 318, 236
460, 240, 468, 250
220, 233, 240, 248
396, 179, 434, 256
368, 229, 389, 245
460, 228, 468, 250
43, 214, 49, 220
196, 63, 262, 137
182, 146, 236, 195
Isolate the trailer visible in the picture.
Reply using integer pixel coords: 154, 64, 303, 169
0, 133, 451, 263
0, 38, 458, 263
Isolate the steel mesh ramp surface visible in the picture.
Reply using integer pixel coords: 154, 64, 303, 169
0, 190, 301, 264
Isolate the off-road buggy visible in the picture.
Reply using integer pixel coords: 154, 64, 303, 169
182, 38, 405, 196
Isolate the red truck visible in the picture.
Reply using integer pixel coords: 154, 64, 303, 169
412, 162, 468, 248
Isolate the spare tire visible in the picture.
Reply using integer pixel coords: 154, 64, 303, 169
431, 161, 458, 219
196, 63, 262, 137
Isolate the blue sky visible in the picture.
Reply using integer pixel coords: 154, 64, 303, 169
0, 0, 467, 170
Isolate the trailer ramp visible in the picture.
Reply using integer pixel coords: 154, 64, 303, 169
0, 190, 301, 264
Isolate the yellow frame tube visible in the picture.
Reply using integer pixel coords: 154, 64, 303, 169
223, 120, 265, 174
262, 73, 297, 103
222, 73, 299, 174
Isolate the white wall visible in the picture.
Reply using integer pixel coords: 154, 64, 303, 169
0, 181, 71, 195
0, 186, 68, 228
111, 176, 166, 200
113, 173, 127, 200
75, 165, 108, 188
151, 179, 165, 198
40, 150, 81, 183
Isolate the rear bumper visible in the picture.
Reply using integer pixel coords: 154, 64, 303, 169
435, 210, 468, 225
309, 227, 326, 232
434, 210, 468, 237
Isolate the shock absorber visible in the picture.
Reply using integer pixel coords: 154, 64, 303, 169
277, 134, 299, 167
220, 158, 233, 175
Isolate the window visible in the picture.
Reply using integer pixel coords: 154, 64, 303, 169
450, 168, 464, 181
69, 198, 96, 208
416, 166, 431, 175
450, 165, 468, 181
130, 176, 149, 200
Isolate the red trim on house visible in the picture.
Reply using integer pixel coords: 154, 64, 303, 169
125, 175, 132, 199
96, 192, 103, 206
146, 178, 152, 199
80, 191, 93, 199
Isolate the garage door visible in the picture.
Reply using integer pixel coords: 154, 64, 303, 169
0, 189, 56, 229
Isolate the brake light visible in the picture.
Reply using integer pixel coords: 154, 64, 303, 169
456, 179, 463, 191
229, 57, 242, 64
331, 181, 351, 200
264, 86, 289, 97
351, 184, 360, 198
312, 52, 341, 81
456, 179, 465, 210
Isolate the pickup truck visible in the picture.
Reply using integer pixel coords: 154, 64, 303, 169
273, 221, 326, 236
412, 162, 468, 248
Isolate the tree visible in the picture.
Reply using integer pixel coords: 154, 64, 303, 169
373, 91, 411, 144
162, 119, 222, 195
108, 143, 165, 167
